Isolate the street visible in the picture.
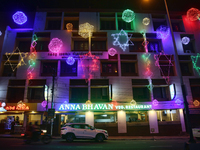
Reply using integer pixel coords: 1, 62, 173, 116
0, 138, 190, 150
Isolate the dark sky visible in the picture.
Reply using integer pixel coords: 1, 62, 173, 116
1, 0, 200, 12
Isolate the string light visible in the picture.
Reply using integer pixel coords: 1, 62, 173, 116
156, 25, 170, 40
66, 23, 73, 31
154, 51, 174, 84
4, 47, 28, 72
182, 37, 190, 45
111, 29, 134, 51
142, 17, 150, 26
12, 11, 27, 25
48, 38, 63, 53
191, 53, 200, 76
108, 48, 117, 56
66, 56, 75, 65
27, 34, 38, 79
78, 22, 94, 38
187, 8, 200, 21
122, 9, 135, 23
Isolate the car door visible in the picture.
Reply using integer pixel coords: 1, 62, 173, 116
82, 124, 96, 139
71, 124, 84, 138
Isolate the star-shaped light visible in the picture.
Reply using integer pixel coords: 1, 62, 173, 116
154, 51, 174, 84
111, 29, 134, 51
4, 47, 28, 72
191, 53, 200, 76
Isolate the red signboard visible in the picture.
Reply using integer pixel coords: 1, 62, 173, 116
5, 101, 29, 111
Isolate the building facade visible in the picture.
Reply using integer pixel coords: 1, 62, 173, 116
0, 8, 200, 135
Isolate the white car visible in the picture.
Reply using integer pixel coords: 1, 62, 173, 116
192, 128, 200, 139
61, 123, 108, 142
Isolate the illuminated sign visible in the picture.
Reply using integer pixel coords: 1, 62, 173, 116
169, 84, 176, 100
5, 101, 30, 111
0, 102, 7, 112
58, 103, 152, 111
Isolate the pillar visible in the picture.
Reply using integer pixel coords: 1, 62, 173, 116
148, 110, 159, 133
117, 110, 127, 133
85, 111, 94, 127
179, 109, 186, 132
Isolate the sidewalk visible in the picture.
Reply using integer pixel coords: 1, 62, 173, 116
0, 133, 190, 140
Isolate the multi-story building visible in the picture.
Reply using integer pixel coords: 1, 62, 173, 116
0, 7, 200, 136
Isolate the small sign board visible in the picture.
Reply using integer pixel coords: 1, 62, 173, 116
48, 109, 55, 117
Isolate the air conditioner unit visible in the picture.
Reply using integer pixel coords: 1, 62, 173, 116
186, 50, 191, 53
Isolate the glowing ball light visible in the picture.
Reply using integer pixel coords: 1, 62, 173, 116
41, 101, 47, 108
187, 8, 200, 21
152, 99, 158, 106
78, 22, 94, 38
156, 25, 170, 40
182, 37, 190, 45
193, 100, 200, 106
12, 11, 27, 25
122, 9, 135, 23
142, 17, 150, 26
48, 38, 63, 53
66, 23, 73, 31
66, 56, 75, 65
108, 48, 117, 56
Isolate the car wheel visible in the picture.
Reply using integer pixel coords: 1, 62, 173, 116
66, 134, 74, 142
96, 134, 104, 142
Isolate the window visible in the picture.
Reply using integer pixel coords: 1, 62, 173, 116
1, 55, 19, 77
60, 60, 77, 76
45, 12, 62, 30
132, 79, 150, 102
117, 13, 132, 30
180, 34, 195, 53
40, 61, 57, 76
101, 61, 118, 76
121, 54, 138, 76
27, 79, 46, 103
147, 39, 162, 53
100, 13, 116, 30
6, 80, 26, 103
129, 40, 145, 52
69, 79, 88, 103
170, 15, 185, 32
152, 79, 170, 101
157, 110, 180, 122
91, 32, 107, 51
152, 14, 167, 31
91, 79, 109, 102
15, 32, 32, 52
157, 55, 176, 76
35, 32, 51, 52
179, 55, 193, 76
72, 32, 88, 51
63, 12, 79, 30
190, 79, 200, 102
126, 111, 149, 122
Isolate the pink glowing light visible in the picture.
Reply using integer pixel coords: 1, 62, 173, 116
48, 38, 63, 53
41, 101, 47, 108
152, 99, 158, 106
108, 48, 117, 56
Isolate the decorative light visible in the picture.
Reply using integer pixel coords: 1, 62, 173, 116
193, 100, 200, 107
12, 11, 27, 25
182, 37, 190, 45
86, 100, 92, 104
27, 34, 38, 79
175, 99, 183, 105
154, 51, 174, 84
66, 56, 75, 65
156, 25, 170, 40
152, 99, 158, 106
0, 31, 2, 36
191, 53, 200, 76
0, 102, 7, 112
108, 48, 117, 56
187, 8, 200, 21
130, 99, 136, 105
142, 17, 150, 26
122, 9, 135, 23
79, 52, 99, 81
4, 47, 28, 72
111, 29, 134, 51
66, 23, 73, 31
48, 38, 63, 53
78, 22, 94, 38
142, 53, 153, 77
41, 101, 47, 108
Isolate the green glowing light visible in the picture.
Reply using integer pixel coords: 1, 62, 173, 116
191, 53, 200, 76
122, 9, 135, 23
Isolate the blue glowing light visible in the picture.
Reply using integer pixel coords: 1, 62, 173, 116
156, 25, 170, 40
182, 37, 190, 45
66, 56, 75, 65
12, 11, 27, 25
111, 29, 134, 51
